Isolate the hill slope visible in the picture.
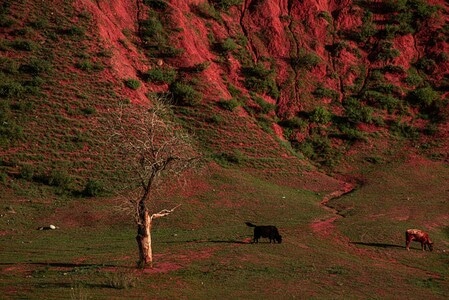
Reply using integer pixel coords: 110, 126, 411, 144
2, 0, 449, 193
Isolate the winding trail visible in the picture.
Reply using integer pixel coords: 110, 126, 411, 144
310, 182, 355, 236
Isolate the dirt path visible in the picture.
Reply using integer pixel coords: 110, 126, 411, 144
310, 182, 355, 236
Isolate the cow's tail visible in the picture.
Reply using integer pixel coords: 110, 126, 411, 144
245, 222, 256, 227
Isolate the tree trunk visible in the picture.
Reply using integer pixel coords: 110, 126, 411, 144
136, 210, 153, 268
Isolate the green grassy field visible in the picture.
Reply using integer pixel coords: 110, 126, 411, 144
1, 162, 448, 299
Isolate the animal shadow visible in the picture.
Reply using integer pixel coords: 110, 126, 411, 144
351, 242, 405, 249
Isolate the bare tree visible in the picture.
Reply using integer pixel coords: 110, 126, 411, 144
110, 98, 200, 268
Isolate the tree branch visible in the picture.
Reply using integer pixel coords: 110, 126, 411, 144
150, 204, 181, 220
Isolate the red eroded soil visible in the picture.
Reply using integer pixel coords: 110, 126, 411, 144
74, 0, 150, 103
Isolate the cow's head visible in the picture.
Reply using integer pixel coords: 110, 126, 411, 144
276, 235, 282, 244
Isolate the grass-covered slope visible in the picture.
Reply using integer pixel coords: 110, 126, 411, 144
1, 165, 448, 299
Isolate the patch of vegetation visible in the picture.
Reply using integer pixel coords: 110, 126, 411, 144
242, 63, 279, 99
362, 90, 401, 113
212, 151, 245, 166
103, 271, 140, 289
313, 85, 340, 102
251, 94, 275, 114
415, 57, 436, 74
81, 179, 105, 197
192, 2, 222, 22
356, 11, 377, 43
170, 81, 202, 106
343, 97, 374, 124
124, 78, 141, 90
9, 39, 38, 51
211, 0, 243, 11
309, 106, 332, 124
296, 134, 341, 167
389, 120, 419, 139
218, 98, 240, 111
214, 37, 238, 54
143, 67, 178, 84
374, 41, 400, 62
139, 10, 184, 58
407, 86, 439, 108
291, 49, 321, 71
144, 0, 168, 10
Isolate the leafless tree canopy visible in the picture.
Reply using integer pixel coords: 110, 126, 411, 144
109, 97, 200, 215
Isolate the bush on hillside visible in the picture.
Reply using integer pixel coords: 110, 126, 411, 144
407, 86, 439, 107
211, 0, 243, 10
124, 78, 141, 90
143, 67, 177, 84
170, 82, 202, 106
310, 106, 332, 124
218, 98, 240, 111
242, 63, 279, 99
343, 97, 374, 124
81, 179, 104, 197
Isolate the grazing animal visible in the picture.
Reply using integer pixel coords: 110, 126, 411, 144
405, 229, 433, 251
245, 222, 282, 244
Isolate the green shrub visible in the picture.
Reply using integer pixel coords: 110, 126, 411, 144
343, 97, 374, 124
218, 98, 240, 111
415, 57, 436, 74
375, 41, 400, 62
0, 101, 24, 147
20, 165, 35, 181
170, 82, 202, 106
19, 58, 52, 75
278, 117, 308, 129
81, 106, 96, 115
310, 106, 332, 124
193, 3, 222, 22
252, 94, 275, 114
407, 86, 439, 107
212, 151, 245, 166
59, 26, 85, 37
291, 50, 321, 70
357, 11, 377, 43
390, 121, 419, 139
124, 78, 141, 90
143, 67, 177, 84
144, 0, 168, 10
242, 63, 279, 99
337, 124, 367, 141
75, 60, 95, 72
82, 179, 104, 197
103, 271, 139, 289
139, 17, 165, 41
297, 135, 340, 167
313, 85, 340, 102
212, 0, 243, 11
362, 90, 400, 112
0, 79, 24, 98
0, 57, 19, 74
10, 39, 37, 51
384, 0, 408, 12
215, 38, 237, 53
0, 13, 15, 28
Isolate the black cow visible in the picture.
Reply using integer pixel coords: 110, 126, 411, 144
245, 222, 282, 244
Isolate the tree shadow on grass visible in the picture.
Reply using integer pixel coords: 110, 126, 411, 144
164, 239, 249, 244
0, 262, 132, 269
351, 242, 405, 249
